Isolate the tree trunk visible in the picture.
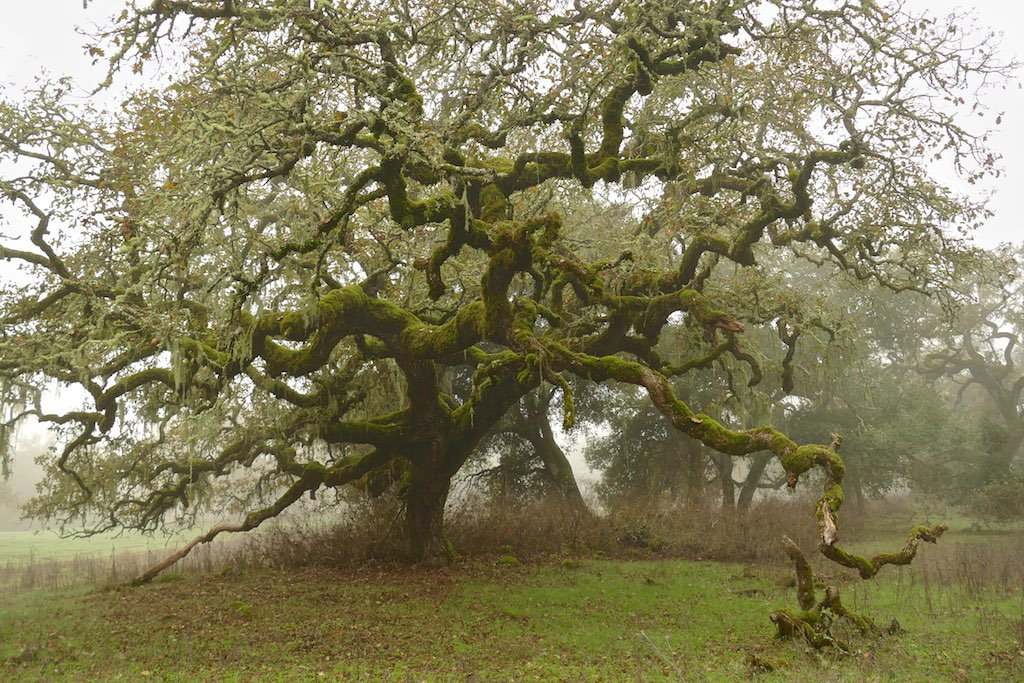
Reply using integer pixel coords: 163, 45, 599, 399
712, 453, 735, 510
846, 458, 866, 515
995, 423, 1024, 473
737, 452, 772, 512
535, 416, 589, 514
683, 435, 705, 507
404, 464, 454, 567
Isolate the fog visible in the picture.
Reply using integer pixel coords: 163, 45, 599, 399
0, 429, 47, 530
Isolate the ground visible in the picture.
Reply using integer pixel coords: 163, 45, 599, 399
2, 539, 1023, 681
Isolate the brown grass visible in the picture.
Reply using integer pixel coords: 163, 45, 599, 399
0, 493, 877, 593
214, 492, 848, 575
0, 541, 234, 593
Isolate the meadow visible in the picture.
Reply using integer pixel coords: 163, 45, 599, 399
2, 503, 1023, 681
0, 529, 204, 592
0, 529, 184, 562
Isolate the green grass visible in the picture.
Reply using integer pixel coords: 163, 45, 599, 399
0, 530, 183, 563
2, 553, 1022, 681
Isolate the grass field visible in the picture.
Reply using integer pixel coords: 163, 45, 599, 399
2, 550, 1024, 680
2, 507, 1023, 681
0, 529, 185, 563
0, 529, 210, 592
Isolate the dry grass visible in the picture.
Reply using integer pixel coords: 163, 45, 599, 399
211, 492, 855, 577
0, 493, 845, 592
909, 533, 1024, 596
0, 541, 236, 593
445, 493, 843, 565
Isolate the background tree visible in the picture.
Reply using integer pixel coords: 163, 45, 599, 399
917, 256, 1024, 521
472, 384, 588, 513
582, 381, 710, 507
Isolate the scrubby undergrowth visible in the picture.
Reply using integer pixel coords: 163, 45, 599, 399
2, 496, 833, 592
229, 495, 844, 572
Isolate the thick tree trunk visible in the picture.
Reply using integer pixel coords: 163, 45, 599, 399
404, 464, 454, 567
737, 452, 772, 512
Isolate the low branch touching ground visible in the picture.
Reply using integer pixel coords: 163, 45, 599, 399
771, 520, 947, 650
133, 523, 245, 586
133, 477, 318, 584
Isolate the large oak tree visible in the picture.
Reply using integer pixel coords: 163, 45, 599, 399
0, 0, 1004, 637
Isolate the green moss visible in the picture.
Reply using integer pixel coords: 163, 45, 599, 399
478, 184, 509, 223
822, 483, 844, 512
597, 81, 631, 161
471, 155, 515, 174
588, 157, 620, 184
174, 336, 230, 368
783, 537, 816, 611
379, 157, 456, 229
558, 381, 576, 430
396, 302, 485, 358
781, 445, 820, 477
393, 73, 424, 117
820, 544, 877, 579
689, 417, 756, 455
499, 152, 572, 193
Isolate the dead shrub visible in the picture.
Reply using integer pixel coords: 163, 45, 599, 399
228, 496, 407, 571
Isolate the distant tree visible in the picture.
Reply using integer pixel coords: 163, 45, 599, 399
472, 385, 588, 513
582, 382, 705, 506
918, 260, 1024, 521
0, 0, 1004, 640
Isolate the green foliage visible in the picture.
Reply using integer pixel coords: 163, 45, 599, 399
965, 475, 1024, 524
582, 383, 696, 503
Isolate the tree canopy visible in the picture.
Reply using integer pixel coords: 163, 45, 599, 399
0, 0, 1008, 638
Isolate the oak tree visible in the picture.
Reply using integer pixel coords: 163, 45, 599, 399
0, 0, 1003, 639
